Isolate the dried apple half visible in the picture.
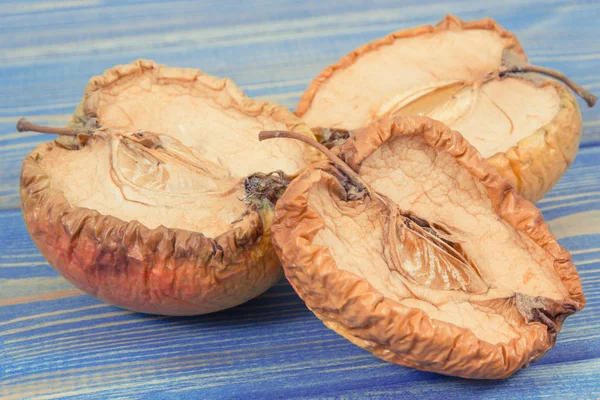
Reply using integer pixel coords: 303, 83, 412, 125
295, 15, 597, 202
19, 60, 319, 315
267, 116, 585, 379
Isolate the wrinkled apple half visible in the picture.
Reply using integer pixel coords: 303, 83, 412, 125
268, 116, 585, 379
19, 60, 319, 315
296, 15, 597, 202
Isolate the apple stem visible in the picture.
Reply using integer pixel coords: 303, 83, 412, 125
16, 118, 79, 136
259, 130, 369, 194
501, 65, 597, 107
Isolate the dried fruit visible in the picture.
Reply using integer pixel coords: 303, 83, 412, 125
19, 60, 319, 315
267, 116, 585, 379
295, 15, 597, 202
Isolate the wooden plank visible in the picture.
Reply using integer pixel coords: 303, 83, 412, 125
1, 266, 599, 399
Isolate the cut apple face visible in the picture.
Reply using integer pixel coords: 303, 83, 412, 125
20, 60, 319, 315
296, 15, 596, 202
36, 130, 250, 237
376, 78, 560, 159
71, 60, 314, 177
269, 116, 585, 379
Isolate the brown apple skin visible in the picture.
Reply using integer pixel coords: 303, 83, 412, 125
21, 143, 282, 316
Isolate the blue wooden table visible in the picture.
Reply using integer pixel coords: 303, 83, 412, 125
1, 1, 599, 398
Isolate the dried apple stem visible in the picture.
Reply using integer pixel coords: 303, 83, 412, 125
16, 118, 79, 136
259, 130, 369, 192
501, 65, 597, 107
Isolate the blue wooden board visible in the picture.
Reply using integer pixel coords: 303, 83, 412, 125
1, 1, 599, 398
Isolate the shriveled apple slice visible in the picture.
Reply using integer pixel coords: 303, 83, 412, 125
267, 116, 585, 379
19, 60, 319, 315
295, 15, 596, 202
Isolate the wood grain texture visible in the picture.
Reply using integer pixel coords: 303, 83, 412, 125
1, 0, 599, 398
